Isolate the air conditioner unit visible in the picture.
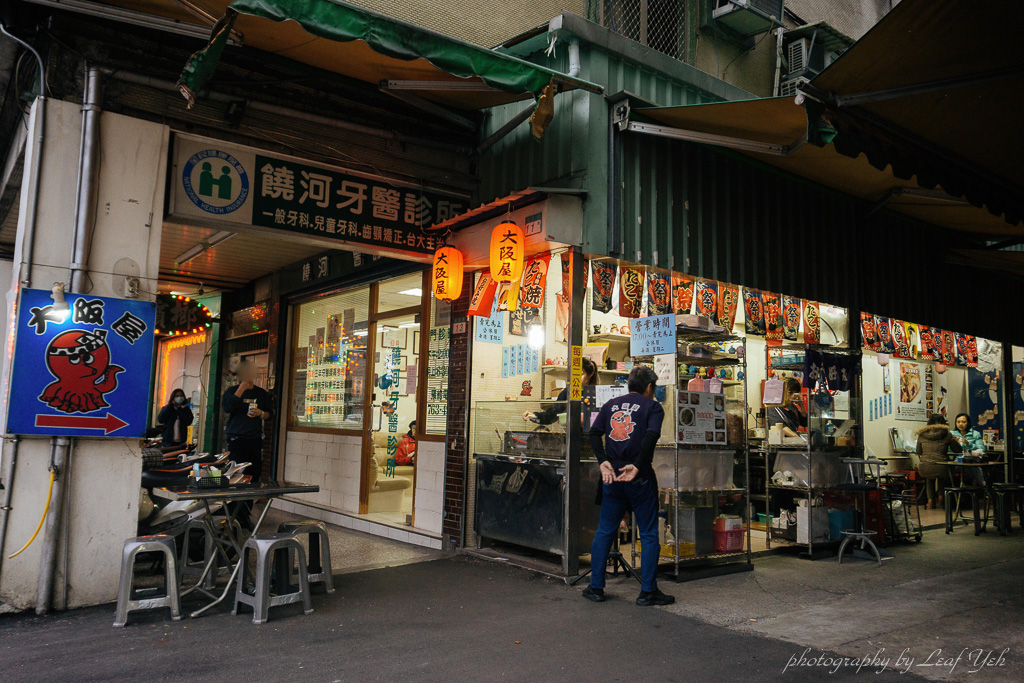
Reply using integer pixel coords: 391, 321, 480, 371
786, 36, 844, 79
780, 76, 810, 98
788, 38, 810, 76
713, 0, 784, 38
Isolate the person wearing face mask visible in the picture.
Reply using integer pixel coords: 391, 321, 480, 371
157, 388, 194, 447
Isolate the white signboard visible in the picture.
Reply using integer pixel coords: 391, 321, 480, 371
629, 314, 676, 356
677, 390, 727, 445
653, 354, 676, 386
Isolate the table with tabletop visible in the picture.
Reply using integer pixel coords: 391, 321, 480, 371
940, 461, 1005, 534
151, 481, 319, 618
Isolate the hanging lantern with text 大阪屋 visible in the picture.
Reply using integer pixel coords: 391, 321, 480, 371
431, 246, 464, 302
490, 222, 525, 284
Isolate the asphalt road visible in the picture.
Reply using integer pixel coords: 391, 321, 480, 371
0, 555, 927, 682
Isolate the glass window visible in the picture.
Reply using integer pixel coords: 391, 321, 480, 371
372, 312, 420, 438
376, 272, 423, 314
425, 295, 452, 436
290, 287, 370, 430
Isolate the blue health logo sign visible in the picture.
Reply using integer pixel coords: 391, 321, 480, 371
182, 149, 249, 215
7, 289, 156, 437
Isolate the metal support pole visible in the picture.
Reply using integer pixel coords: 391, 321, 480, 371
36, 436, 69, 615
562, 248, 585, 576
70, 66, 103, 294
1002, 345, 1016, 482
0, 437, 20, 577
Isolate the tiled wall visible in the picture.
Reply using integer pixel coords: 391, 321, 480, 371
413, 441, 445, 534
283, 431, 362, 512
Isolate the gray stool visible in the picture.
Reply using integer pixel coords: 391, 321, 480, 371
232, 533, 313, 625
837, 529, 882, 566
113, 535, 181, 627
277, 519, 335, 593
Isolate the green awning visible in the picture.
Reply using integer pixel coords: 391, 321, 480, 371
802, 0, 1024, 227
174, 0, 602, 136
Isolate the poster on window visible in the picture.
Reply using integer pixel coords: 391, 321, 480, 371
895, 360, 926, 421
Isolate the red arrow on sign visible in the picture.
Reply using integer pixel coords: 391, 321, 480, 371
35, 413, 129, 435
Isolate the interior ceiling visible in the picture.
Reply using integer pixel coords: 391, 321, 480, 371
159, 221, 325, 292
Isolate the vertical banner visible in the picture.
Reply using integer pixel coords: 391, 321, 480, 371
954, 333, 970, 367
569, 345, 583, 400
905, 323, 920, 359
802, 300, 820, 344
518, 254, 551, 308
591, 262, 616, 313
966, 335, 979, 368
671, 275, 694, 315
468, 274, 497, 317
875, 316, 895, 354
763, 291, 783, 342
502, 347, 509, 377
891, 320, 910, 358
618, 267, 644, 318
646, 272, 672, 316
743, 288, 765, 336
783, 297, 802, 342
919, 326, 934, 360
718, 284, 739, 331
941, 330, 956, 366
693, 279, 718, 320
861, 312, 880, 351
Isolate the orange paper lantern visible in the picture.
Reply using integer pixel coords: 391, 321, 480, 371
432, 246, 464, 301
489, 222, 525, 283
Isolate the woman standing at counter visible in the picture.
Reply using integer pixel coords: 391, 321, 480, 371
915, 415, 961, 509
522, 357, 598, 425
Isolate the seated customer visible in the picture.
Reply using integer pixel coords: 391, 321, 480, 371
951, 412, 986, 485
766, 378, 807, 434
395, 421, 416, 466
915, 415, 962, 509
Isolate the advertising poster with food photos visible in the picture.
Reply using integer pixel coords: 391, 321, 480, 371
677, 390, 727, 445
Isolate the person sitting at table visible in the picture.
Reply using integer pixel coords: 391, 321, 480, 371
522, 357, 598, 425
951, 412, 987, 485
915, 415, 962, 509
395, 421, 416, 466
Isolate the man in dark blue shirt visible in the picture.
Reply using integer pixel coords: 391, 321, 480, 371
584, 365, 674, 607
221, 360, 272, 528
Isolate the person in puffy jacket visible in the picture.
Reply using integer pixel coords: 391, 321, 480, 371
916, 415, 961, 508
395, 421, 416, 466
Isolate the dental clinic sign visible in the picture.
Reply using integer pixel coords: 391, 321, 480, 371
169, 134, 465, 256
6, 289, 156, 437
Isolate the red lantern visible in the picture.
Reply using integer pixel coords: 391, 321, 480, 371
489, 221, 525, 284
432, 246, 464, 302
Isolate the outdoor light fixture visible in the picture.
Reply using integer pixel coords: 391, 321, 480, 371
876, 353, 889, 366
175, 230, 236, 266
489, 221, 525, 284
528, 324, 544, 350
935, 363, 947, 374
431, 246, 464, 302
50, 283, 70, 321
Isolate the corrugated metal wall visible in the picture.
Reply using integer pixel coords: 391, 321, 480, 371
616, 134, 1024, 345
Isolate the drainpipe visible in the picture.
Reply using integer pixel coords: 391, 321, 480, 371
36, 437, 69, 615
0, 24, 46, 288
567, 40, 581, 78
69, 66, 103, 294
773, 27, 785, 97
0, 436, 19, 577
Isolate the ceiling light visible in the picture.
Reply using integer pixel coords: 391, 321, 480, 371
399, 322, 420, 328
175, 230, 237, 266
398, 288, 423, 296
50, 283, 70, 321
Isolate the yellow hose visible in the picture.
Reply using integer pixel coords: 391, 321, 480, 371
7, 470, 55, 559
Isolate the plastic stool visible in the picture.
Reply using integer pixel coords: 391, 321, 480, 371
113, 535, 181, 627
990, 484, 1024, 536
945, 486, 988, 536
277, 520, 335, 593
232, 533, 313, 625
837, 530, 882, 567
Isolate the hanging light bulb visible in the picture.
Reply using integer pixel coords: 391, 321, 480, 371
528, 323, 544, 350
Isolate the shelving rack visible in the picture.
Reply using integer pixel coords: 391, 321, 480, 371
763, 342, 863, 558
633, 324, 753, 581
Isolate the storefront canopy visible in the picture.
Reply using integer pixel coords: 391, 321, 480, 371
628, 97, 1021, 240
97, 0, 601, 119
798, 0, 1024, 229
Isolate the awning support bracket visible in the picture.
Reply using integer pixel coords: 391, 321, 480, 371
477, 104, 535, 154
379, 81, 476, 130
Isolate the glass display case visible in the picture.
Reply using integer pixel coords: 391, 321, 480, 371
473, 400, 568, 461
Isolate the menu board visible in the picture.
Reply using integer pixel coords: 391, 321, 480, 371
677, 390, 727, 445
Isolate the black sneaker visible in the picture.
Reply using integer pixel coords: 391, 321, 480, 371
636, 589, 675, 607
582, 586, 606, 603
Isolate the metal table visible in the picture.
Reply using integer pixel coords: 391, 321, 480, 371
151, 481, 319, 618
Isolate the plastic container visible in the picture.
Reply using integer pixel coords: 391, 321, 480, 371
713, 527, 746, 553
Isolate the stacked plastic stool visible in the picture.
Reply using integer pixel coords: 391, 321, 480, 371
232, 533, 313, 624
113, 534, 181, 627
277, 519, 335, 593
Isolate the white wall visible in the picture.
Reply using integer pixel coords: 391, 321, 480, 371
283, 431, 362, 512
413, 440, 445, 534
0, 100, 168, 611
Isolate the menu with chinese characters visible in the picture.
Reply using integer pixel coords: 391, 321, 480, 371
677, 390, 727, 445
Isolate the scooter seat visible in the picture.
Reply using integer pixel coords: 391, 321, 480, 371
141, 469, 190, 489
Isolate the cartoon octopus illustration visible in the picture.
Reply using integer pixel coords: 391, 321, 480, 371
609, 409, 636, 442
39, 329, 124, 414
